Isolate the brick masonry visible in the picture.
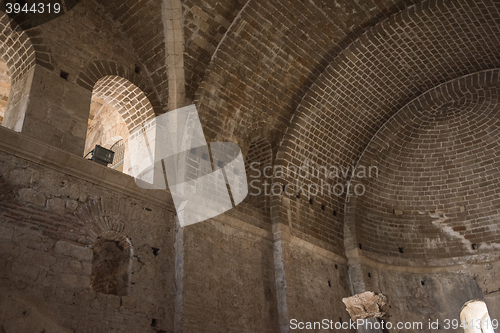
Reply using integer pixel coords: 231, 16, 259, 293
95, 0, 169, 106
354, 69, 500, 261
92, 75, 155, 130
0, 0, 499, 332
194, 0, 422, 148
0, 14, 35, 84
0, 147, 176, 332
244, 136, 273, 213
274, 0, 500, 254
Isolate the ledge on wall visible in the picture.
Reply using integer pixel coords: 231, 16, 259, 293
0, 126, 174, 212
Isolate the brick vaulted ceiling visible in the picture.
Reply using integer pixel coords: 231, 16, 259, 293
354, 70, 500, 262
94, 0, 425, 144
83, 0, 499, 155
93, 0, 168, 105
273, 0, 500, 256
277, 0, 500, 213
194, 0, 424, 145
88, 0, 500, 258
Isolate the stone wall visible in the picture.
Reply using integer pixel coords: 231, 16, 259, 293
0, 128, 176, 332
27, 0, 139, 82
0, 128, 358, 333
93, 0, 168, 105
0, 2, 160, 155
178, 218, 279, 332
280, 240, 353, 332
1, 0, 499, 331
355, 258, 500, 333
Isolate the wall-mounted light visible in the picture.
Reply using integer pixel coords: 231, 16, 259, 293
87, 145, 114, 166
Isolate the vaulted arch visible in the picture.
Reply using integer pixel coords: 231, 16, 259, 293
77, 60, 162, 117
352, 70, 500, 264
274, 0, 500, 254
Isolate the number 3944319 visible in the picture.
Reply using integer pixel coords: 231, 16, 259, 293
5, 2, 62, 14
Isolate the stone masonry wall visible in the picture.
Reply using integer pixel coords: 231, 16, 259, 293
281, 240, 353, 332
0, 144, 176, 332
179, 218, 279, 332
357, 259, 500, 333
28, 0, 139, 84
0, 128, 326, 333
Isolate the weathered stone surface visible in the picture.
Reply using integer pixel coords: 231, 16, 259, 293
0, 242, 20, 260
54, 241, 92, 261
18, 187, 46, 207
179, 219, 279, 332
342, 291, 389, 320
65, 199, 78, 211
47, 197, 66, 215
0, 147, 176, 332
0, 290, 71, 333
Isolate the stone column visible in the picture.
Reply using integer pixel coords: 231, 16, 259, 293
271, 195, 291, 333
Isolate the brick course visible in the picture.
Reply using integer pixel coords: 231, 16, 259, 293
274, 0, 500, 252
0, 14, 35, 83
354, 69, 500, 261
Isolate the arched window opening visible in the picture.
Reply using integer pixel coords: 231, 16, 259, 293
0, 12, 35, 131
84, 76, 155, 175
244, 137, 272, 212
0, 59, 11, 126
460, 300, 496, 333
90, 232, 132, 296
